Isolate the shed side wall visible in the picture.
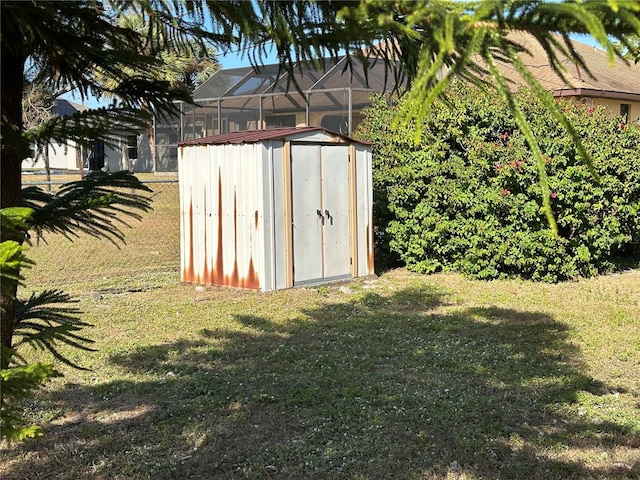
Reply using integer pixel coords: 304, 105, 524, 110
271, 142, 288, 290
212, 143, 264, 289
355, 144, 374, 276
178, 144, 202, 282
180, 143, 265, 289
259, 140, 285, 292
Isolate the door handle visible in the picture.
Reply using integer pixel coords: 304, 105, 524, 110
317, 209, 325, 225
324, 209, 333, 225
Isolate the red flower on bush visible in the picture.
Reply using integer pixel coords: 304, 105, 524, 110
502, 188, 510, 195
550, 192, 557, 199
588, 107, 595, 113
502, 132, 510, 139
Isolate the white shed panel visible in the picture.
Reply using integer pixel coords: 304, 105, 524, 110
178, 126, 374, 291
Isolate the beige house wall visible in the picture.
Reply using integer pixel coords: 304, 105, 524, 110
569, 97, 640, 125
591, 98, 640, 124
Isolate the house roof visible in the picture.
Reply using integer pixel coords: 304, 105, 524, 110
52, 99, 89, 117
177, 126, 371, 146
366, 32, 639, 100
489, 31, 640, 100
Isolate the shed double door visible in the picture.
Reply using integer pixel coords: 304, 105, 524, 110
290, 143, 351, 285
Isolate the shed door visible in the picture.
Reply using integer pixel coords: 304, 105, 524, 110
291, 144, 351, 285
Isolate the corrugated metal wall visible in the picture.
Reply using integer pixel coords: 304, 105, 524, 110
179, 143, 265, 289
257, 140, 284, 292
355, 143, 375, 277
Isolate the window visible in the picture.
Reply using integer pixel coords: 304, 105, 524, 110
127, 135, 138, 160
265, 115, 296, 128
620, 103, 630, 123
321, 115, 350, 134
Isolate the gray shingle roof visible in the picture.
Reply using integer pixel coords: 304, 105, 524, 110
52, 99, 89, 117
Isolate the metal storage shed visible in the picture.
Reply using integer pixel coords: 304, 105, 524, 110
178, 126, 374, 291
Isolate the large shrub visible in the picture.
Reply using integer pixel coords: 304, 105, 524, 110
356, 83, 640, 281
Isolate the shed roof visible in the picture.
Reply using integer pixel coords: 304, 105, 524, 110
177, 126, 372, 146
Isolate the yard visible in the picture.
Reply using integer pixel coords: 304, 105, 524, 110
1, 264, 639, 479
5, 4, 639, 478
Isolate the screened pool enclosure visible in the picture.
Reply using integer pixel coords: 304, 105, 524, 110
154, 55, 398, 172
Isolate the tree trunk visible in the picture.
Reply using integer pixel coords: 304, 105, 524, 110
1, 44, 27, 365
1, 50, 26, 211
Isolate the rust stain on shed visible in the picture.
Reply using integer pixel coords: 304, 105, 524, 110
184, 196, 195, 282
243, 219, 260, 289
212, 169, 224, 285
366, 221, 375, 274
185, 172, 260, 290
244, 256, 260, 289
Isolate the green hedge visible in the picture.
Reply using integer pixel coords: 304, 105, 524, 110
356, 83, 640, 281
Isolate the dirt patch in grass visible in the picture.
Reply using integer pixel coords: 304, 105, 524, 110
2, 269, 639, 479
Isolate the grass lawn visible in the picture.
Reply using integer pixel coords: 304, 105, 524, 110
1, 267, 639, 479
21, 174, 180, 286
